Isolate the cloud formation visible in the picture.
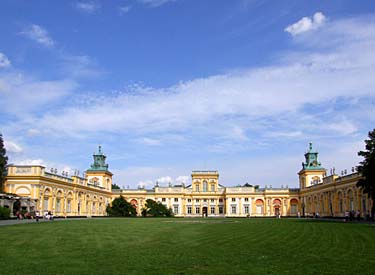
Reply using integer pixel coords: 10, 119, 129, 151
0, 53, 11, 68
137, 0, 176, 8
285, 12, 326, 36
74, 1, 100, 13
20, 24, 55, 47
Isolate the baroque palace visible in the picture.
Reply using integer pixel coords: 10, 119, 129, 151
2, 143, 373, 218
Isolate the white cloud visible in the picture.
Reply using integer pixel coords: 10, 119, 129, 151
0, 53, 11, 68
16, 159, 45, 166
20, 24, 55, 47
137, 0, 176, 8
175, 175, 189, 184
27, 129, 41, 137
4, 140, 23, 154
119, 5, 131, 15
157, 176, 173, 185
138, 180, 153, 188
75, 1, 100, 13
285, 12, 326, 36
0, 72, 76, 115
138, 137, 161, 146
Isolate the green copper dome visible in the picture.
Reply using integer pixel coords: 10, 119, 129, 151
87, 146, 109, 172
302, 142, 324, 170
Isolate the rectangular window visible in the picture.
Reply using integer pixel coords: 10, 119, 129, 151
188, 206, 192, 214
219, 198, 223, 203
56, 199, 61, 212
203, 199, 207, 202
67, 200, 71, 213
203, 181, 208, 192
232, 198, 236, 202
162, 198, 166, 202
174, 206, 179, 214
174, 198, 178, 202
210, 199, 215, 203
244, 206, 249, 214
211, 184, 215, 192
196, 199, 200, 203
210, 206, 215, 214
195, 207, 200, 214
92, 202, 96, 214
291, 205, 297, 215
245, 198, 249, 202
44, 197, 49, 211
231, 206, 237, 214
219, 206, 224, 214
188, 199, 192, 202
196, 185, 200, 192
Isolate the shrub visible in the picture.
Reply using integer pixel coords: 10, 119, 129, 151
0, 206, 11, 220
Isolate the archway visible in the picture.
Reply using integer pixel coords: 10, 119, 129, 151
255, 199, 264, 216
273, 199, 281, 216
202, 206, 208, 217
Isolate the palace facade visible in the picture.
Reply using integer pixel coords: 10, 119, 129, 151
3, 143, 373, 218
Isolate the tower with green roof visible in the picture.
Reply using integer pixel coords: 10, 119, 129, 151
86, 146, 113, 191
298, 142, 326, 189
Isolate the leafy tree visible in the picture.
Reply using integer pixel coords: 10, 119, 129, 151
106, 196, 136, 217
0, 133, 8, 193
111, 183, 121, 190
357, 128, 375, 217
142, 199, 173, 217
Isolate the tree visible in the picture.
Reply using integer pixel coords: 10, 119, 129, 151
106, 196, 136, 217
357, 129, 375, 217
111, 183, 121, 190
0, 133, 8, 193
142, 199, 173, 217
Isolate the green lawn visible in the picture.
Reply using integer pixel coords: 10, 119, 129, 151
0, 218, 374, 274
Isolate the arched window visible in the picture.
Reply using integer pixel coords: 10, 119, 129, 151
203, 181, 208, 192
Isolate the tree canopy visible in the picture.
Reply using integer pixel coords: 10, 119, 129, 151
0, 133, 8, 193
357, 128, 375, 215
106, 196, 136, 217
111, 183, 121, 190
142, 199, 173, 217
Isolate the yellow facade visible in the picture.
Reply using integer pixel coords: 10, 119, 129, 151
3, 144, 373, 218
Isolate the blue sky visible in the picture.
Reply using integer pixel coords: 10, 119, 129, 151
1, 0, 375, 188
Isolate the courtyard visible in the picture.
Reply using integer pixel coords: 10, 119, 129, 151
0, 218, 374, 274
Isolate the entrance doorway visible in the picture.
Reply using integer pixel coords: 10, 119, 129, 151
274, 207, 280, 217
202, 207, 208, 217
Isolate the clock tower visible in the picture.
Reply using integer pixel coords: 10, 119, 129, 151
298, 142, 326, 189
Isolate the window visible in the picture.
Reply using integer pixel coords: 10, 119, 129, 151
245, 198, 249, 202
188, 199, 192, 203
188, 206, 192, 214
195, 207, 200, 214
174, 206, 179, 214
44, 197, 49, 211
203, 199, 207, 202
231, 206, 237, 214
56, 199, 61, 212
162, 198, 166, 202
232, 198, 236, 202
210, 206, 215, 214
174, 198, 178, 202
196, 199, 200, 203
67, 200, 71, 213
203, 181, 208, 192
219, 206, 224, 214
211, 184, 215, 192
195, 184, 200, 192
210, 199, 215, 203
244, 206, 249, 214
219, 198, 223, 203
92, 202, 96, 213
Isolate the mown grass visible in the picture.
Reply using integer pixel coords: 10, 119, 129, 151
0, 218, 374, 274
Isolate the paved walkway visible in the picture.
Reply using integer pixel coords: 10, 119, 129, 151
0, 218, 89, 227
